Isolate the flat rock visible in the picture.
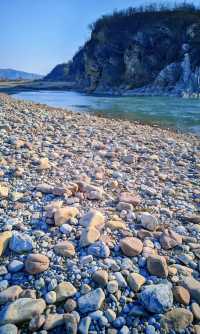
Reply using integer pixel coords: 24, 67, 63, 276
25, 253, 49, 274
0, 298, 46, 325
54, 207, 79, 226
9, 233, 33, 254
79, 210, 105, 230
140, 213, 158, 231
78, 288, 105, 313
127, 273, 146, 292
54, 241, 75, 257
120, 237, 143, 256
161, 308, 193, 332
139, 284, 173, 313
56, 282, 77, 302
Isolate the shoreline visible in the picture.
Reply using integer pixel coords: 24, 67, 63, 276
0, 93, 199, 333
1, 79, 200, 99
11, 90, 200, 139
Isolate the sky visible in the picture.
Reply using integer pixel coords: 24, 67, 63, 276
0, 0, 199, 75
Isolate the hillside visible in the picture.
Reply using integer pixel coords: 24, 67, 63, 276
45, 4, 200, 96
0, 68, 43, 81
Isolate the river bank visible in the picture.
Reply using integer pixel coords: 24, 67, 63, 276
0, 93, 200, 333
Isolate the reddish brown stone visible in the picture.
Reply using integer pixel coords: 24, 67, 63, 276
120, 237, 143, 256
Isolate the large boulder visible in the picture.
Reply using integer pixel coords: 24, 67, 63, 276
78, 288, 105, 313
0, 298, 46, 325
139, 284, 173, 313
161, 308, 193, 332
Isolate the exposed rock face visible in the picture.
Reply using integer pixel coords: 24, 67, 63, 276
45, 7, 200, 96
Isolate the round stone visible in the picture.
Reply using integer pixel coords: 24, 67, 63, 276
64, 299, 77, 312
173, 286, 190, 305
120, 237, 143, 256
54, 241, 75, 257
25, 254, 49, 274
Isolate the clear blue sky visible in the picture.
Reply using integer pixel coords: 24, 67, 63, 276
0, 0, 199, 75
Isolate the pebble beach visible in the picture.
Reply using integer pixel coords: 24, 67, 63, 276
0, 93, 200, 333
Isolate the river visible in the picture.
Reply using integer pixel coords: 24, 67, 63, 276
12, 90, 200, 135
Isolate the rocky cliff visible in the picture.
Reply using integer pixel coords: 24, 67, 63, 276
45, 5, 200, 96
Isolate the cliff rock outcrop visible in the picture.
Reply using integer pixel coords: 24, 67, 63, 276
45, 6, 200, 96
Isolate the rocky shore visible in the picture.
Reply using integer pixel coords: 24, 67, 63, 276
0, 93, 199, 333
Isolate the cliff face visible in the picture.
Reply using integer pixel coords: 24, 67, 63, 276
45, 7, 200, 95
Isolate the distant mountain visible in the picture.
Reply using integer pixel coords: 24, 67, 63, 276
0, 69, 43, 81
45, 4, 200, 96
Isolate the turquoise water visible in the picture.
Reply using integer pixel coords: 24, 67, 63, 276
12, 90, 200, 135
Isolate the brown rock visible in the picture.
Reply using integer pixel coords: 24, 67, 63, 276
54, 207, 79, 226
0, 185, 9, 198
160, 229, 182, 250
80, 228, 100, 247
127, 273, 146, 292
25, 254, 50, 274
173, 286, 190, 305
45, 201, 63, 218
56, 282, 77, 302
79, 210, 105, 230
142, 246, 157, 258
0, 231, 12, 256
107, 220, 126, 230
120, 237, 143, 256
161, 308, 193, 332
147, 255, 168, 278
118, 192, 141, 206
54, 241, 75, 257
38, 157, 50, 170
192, 302, 200, 320
0, 286, 23, 305
181, 276, 200, 304
93, 270, 108, 287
